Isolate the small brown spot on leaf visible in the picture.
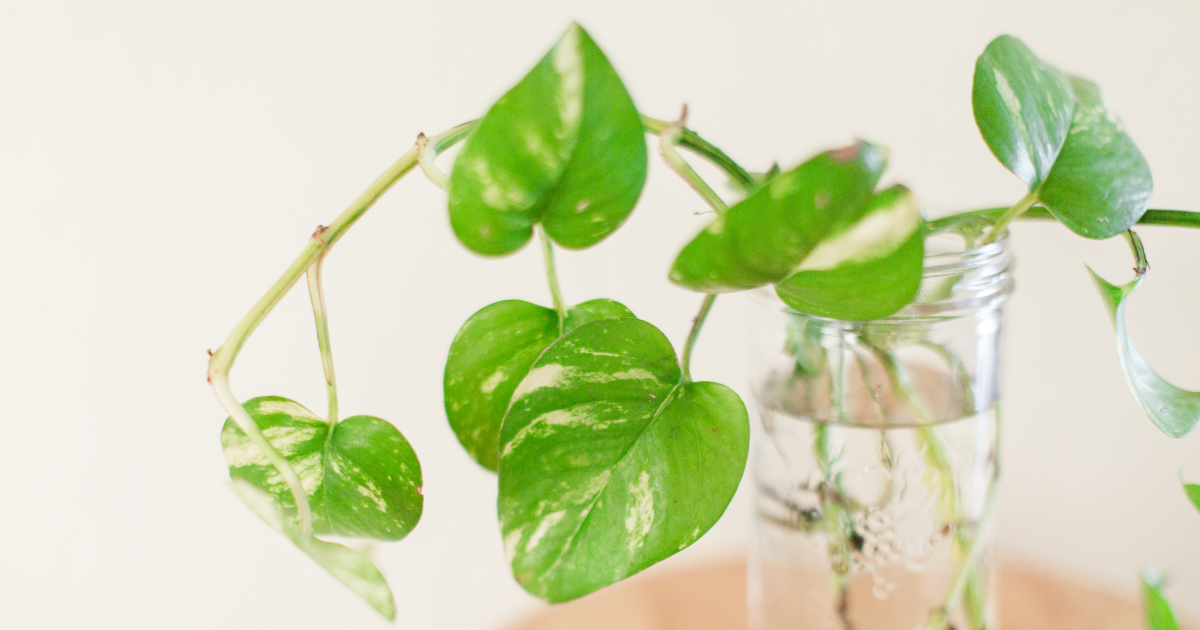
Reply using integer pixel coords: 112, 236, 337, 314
829, 141, 863, 163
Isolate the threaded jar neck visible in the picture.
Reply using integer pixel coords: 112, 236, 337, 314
898, 232, 1014, 319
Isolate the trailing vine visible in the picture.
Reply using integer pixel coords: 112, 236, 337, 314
208, 23, 1194, 625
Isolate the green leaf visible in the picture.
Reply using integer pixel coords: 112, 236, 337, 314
670, 141, 888, 292
221, 396, 424, 540
444, 298, 635, 470
497, 317, 749, 602
774, 185, 924, 320
1142, 571, 1182, 630
231, 480, 396, 620
1184, 478, 1200, 516
1089, 271, 1200, 438
972, 34, 1074, 189
448, 23, 647, 255
1038, 74, 1153, 239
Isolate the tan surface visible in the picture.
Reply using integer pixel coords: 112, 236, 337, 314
506, 560, 1194, 630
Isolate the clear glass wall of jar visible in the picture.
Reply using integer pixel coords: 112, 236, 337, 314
747, 232, 1014, 630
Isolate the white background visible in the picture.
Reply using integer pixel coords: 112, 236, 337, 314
1, 1, 1198, 628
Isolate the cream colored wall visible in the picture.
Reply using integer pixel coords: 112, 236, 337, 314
1, 1, 1197, 627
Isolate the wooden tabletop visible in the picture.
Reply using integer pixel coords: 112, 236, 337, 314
506, 559, 1193, 630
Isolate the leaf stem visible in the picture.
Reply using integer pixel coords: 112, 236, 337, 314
212, 373, 316, 539
813, 421, 855, 630
681, 293, 717, 383
416, 132, 451, 191
539, 227, 568, 330
657, 110, 730, 216
207, 120, 476, 539
641, 114, 756, 192
208, 120, 475, 379
878, 348, 992, 630
979, 189, 1039, 245
1124, 229, 1149, 274
928, 207, 1200, 234
306, 244, 338, 424
924, 488, 999, 630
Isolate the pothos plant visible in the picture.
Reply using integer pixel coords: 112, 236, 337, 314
207, 24, 1197, 625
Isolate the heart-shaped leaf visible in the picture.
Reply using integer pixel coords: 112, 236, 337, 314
231, 480, 396, 620
774, 185, 924, 320
444, 298, 635, 471
1089, 271, 1199, 438
670, 141, 888, 292
221, 396, 424, 540
448, 23, 646, 255
972, 35, 1074, 189
1037, 74, 1153, 239
1141, 571, 1182, 630
973, 36, 1153, 240
497, 317, 749, 602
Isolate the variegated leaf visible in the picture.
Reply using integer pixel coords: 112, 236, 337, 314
1037, 74, 1153, 239
444, 298, 635, 471
231, 480, 396, 620
972, 36, 1153, 240
1089, 271, 1200, 438
972, 34, 1074, 189
497, 317, 749, 602
669, 141, 887, 293
221, 396, 424, 540
448, 23, 646, 255
775, 185, 924, 320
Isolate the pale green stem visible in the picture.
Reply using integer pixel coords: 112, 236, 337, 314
306, 247, 337, 424
640, 115, 755, 191
879, 350, 958, 514
849, 345, 895, 504
849, 345, 887, 422
920, 341, 977, 413
925, 487, 999, 630
212, 374, 315, 539
207, 120, 476, 539
658, 116, 730, 216
879, 349, 990, 630
813, 418, 854, 629
416, 132, 450, 191
831, 334, 848, 423
811, 337, 848, 628
539, 227, 568, 331
208, 120, 474, 378
979, 189, 1039, 245
680, 293, 717, 383
650, 112, 734, 386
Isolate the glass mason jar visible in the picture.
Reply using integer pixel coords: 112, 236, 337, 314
747, 232, 1013, 630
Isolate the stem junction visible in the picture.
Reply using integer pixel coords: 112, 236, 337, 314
656, 107, 731, 216
207, 120, 476, 540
